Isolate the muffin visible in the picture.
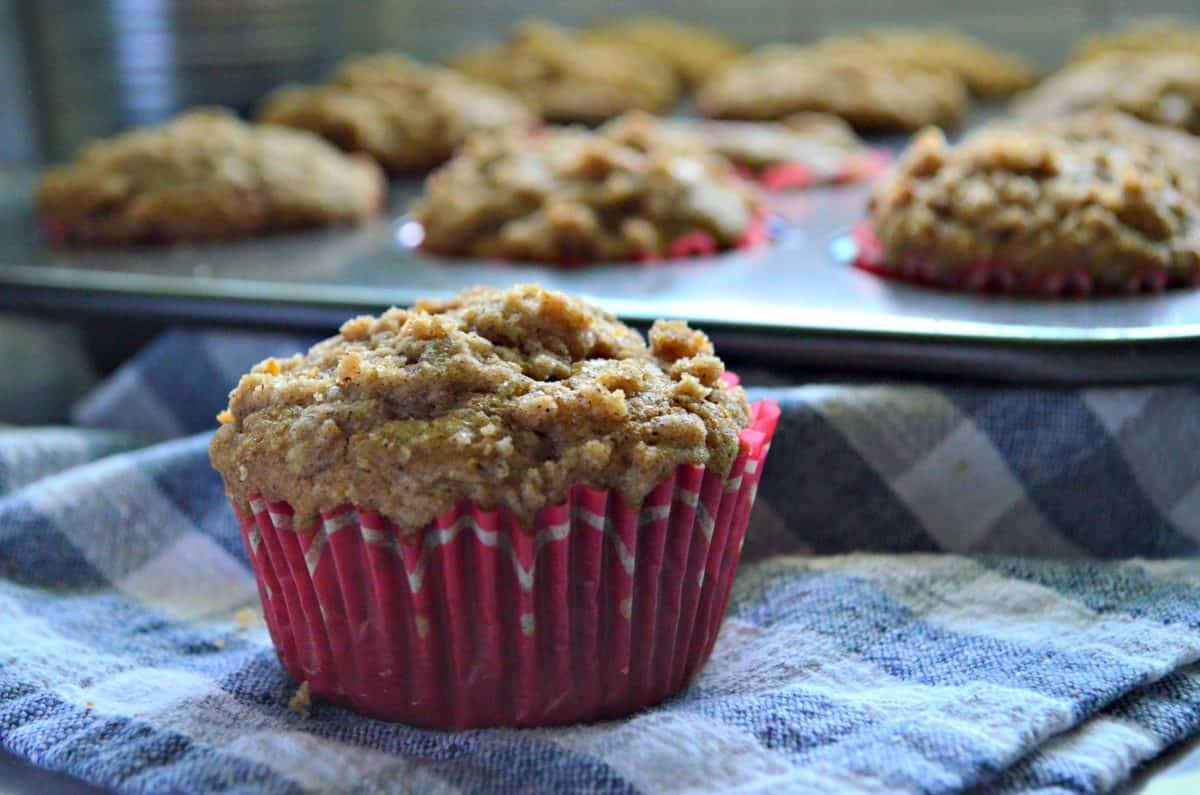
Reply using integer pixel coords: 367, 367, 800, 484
1071, 22, 1200, 63
816, 28, 1039, 98
583, 17, 743, 88
696, 47, 968, 132
259, 55, 535, 174
602, 111, 889, 190
449, 21, 680, 123
210, 284, 780, 727
1013, 52, 1200, 136
37, 110, 385, 245
860, 112, 1200, 296
410, 123, 765, 264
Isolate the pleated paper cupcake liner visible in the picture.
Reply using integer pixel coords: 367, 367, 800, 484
852, 221, 1200, 298
235, 398, 780, 729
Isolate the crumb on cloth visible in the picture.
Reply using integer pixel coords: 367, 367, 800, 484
289, 681, 312, 718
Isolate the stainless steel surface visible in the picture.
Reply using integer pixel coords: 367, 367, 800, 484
3, 169, 1200, 383
17, 0, 346, 161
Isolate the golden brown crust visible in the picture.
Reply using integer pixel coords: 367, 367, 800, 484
411, 119, 761, 263
1013, 52, 1200, 135
37, 110, 385, 245
696, 47, 968, 131
582, 17, 743, 88
209, 284, 750, 530
868, 112, 1200, 284
259, 55, 534, 174
816, 28, 1038, 98
449, 21, 680, 123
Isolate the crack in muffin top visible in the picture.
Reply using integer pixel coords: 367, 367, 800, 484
210, 284, 750, 531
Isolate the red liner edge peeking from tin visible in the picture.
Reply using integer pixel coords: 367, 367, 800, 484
851, 221, 1197, 298
414, 213, 772, 268
735, 149, 892, 191
234, 397, 781, 729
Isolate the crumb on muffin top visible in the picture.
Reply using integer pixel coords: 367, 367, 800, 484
210, 284, 751, 530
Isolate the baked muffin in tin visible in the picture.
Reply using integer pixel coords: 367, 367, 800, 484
450, 21, 680, 124
260, 55, 535, 174
38, 109, 385, 245
697, 46, 968, 132
861, 112, 1200, 296
411, 122, 764, 264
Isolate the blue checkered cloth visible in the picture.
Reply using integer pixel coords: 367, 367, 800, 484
2, 328, 1199, 794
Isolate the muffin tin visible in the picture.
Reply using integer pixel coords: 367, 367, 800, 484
3, 127, 1200, 384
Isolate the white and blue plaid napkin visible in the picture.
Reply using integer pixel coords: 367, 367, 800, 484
1, 328, 1198, 794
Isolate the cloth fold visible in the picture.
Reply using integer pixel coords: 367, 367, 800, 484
0, 328, 1197, 794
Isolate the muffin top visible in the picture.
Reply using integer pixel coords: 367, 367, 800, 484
696, 47, 968, 131
868, 112, 1200, 284
411, 120, 761, 263
582, 17, 743, 88
815, 28, 1039, 98
259, 55, 534, 173
37, 109, 385, 244
449, 21, 680, 123
1070, 22, 1200, 63
1013, 52, 1200, 135
209, 284, 751, 530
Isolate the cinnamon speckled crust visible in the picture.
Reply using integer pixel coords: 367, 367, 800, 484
1013, 53, 1200, 136
816, 29, 1039, 98
696, 47, 967, 132
449, 21, 680, 123
868, 112, 1200, 285
259, 55, 534, 174
582, 17, 743, 88
209, 284, 750, 531
411, 120, 761, 263
37, 110, 385, 245
1071, 22, 1200, 63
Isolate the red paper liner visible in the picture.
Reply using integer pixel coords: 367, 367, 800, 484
234, 398, 780, 729
851, 221, 1198, 298
736, 149, 892, 191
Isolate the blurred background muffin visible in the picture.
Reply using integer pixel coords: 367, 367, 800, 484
813, 28, 1038, 97
260, 55, 534, 173
1012, 52, 1200, 135
37, 109, 385, 245
696, 46, 968, 131
449, 21, 679, 124
582, 17, 744, 89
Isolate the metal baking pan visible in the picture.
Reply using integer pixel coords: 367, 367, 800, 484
3, 160, 1200, 384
